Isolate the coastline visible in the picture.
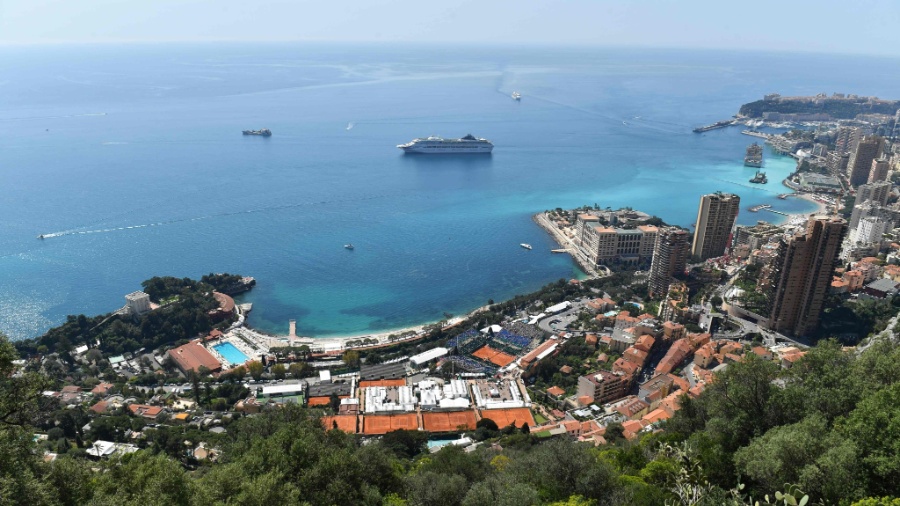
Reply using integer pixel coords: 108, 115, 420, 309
532, 212, 599, 277
247, 303, 493, 353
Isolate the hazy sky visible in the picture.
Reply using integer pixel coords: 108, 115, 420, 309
2, 0, 898, 55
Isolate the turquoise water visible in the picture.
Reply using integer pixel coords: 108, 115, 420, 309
1, 44, 897, 340
212, 342, 250, 365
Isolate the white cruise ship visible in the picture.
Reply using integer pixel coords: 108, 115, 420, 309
397, 134, 493, 154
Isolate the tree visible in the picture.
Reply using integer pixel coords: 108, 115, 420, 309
247, 361, 264, 381
289, 362, 312, 379
342, 350, 360, 369
0, 333, 53, 429
734, 414, 862, 503
381, 430, 429, 459
272, 364, 286, 380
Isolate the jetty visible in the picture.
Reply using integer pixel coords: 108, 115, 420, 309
551, 249, 571, 254
532, 213, 598, 277
749, 204, 772, 212
741, 130, 770, 139
693, 119, 735, 133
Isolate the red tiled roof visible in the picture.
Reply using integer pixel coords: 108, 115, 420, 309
168, 340, 222, 373
212, 292, 235, 313
128, 404, 163, 419
91, 382, 114, 395
547, 386, 565, 397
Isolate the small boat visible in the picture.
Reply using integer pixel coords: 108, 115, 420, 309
344, 244, 354, 250
242, 128, 272, 137
512, 92, 521, 101
37, 235, 44, 240
749, 170, 768, 184
520, 243, 532, 250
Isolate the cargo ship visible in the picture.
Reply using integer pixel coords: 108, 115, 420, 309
242, 129, 272, 137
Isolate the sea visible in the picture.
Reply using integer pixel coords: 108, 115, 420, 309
1, 43, 898, 341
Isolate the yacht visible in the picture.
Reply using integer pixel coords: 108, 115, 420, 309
397, 134, 493, 154
512, 92, 521, 101
344, 244, 354, 250
744, 143, 763, 167
243, 128, 272, 137
520, 243, 532, 250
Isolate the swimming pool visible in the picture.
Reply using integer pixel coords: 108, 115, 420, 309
212, 342, 250, 366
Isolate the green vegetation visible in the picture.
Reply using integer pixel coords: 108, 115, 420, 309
10, 326, 900, 504
817, 295, 900, 343
14, 276, 235, 359
739, 97, 900, 119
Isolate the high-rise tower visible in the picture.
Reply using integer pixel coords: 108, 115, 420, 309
691, 192, 740, 261
766, 216, 847, 336
847, 136, 884, 187
649, 228, 690, 298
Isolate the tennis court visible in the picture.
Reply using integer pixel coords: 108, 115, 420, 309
471, 346, 517, 367
321, 415, 358, 433
422, 410, 477, 432
362, 413, 420, 435
359, 378, 407, 388
478, 408, 535, 429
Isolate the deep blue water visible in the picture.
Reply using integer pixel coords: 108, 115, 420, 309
2, 43, 898, 340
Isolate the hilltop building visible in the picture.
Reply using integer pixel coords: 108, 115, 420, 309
124, 291, 151, 316
691, 192, 740, 262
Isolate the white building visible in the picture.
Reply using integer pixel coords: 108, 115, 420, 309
125, 291, 151, 315
471, 379, 531, 410
546, 301, 572, 314
409, 347, 448, 367
853, 216, 890, 244
364, 386, 417, 413
416, 379, 470, 410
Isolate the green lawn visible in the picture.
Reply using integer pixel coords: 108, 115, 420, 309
533, 412, 548, 425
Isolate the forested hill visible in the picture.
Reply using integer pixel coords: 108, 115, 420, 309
6, 328, 900, 505
739, 96, 900, 119
14, 275, 243, 358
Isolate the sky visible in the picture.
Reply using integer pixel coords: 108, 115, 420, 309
1, 0, 899, 56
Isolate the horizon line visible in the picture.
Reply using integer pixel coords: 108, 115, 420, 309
0, 38, 898, 59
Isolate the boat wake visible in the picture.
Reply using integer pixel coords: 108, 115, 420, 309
346, 122, 354, 130
0, 112, 107, 122
38, 192, 404, 240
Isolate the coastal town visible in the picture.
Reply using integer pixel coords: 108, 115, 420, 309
7, 90, 900, 504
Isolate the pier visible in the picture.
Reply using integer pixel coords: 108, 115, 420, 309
693, 119, 735, 133
551, 249, 571, 254
761, 208, 788, 216
741, 130, 771, 139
